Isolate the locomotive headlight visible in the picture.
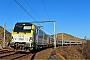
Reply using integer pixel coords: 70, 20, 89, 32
30, 40, 32, 42
30, 37, 32, 40
29, 37, 33, 42
12, 37, 13, 39
12, 37, 14, 41
12, 37, 14, 40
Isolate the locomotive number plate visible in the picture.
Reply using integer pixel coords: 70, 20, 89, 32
19, 38, 24, 40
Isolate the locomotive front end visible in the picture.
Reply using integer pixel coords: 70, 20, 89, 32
9, 22, 35, 50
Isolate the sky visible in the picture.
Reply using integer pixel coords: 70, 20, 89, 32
0, 0, 90, 39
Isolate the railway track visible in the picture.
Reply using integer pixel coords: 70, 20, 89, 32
0, 49, 15, 54
0, 47, 49, 60
0, 50, 34, 60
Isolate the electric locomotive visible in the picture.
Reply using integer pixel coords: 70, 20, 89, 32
9, 22, 51, 51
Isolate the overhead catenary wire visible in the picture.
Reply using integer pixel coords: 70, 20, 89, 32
43, 28, 53, 35
41, 0, 54, 35
24, 0, 41, 20
42, 0, 50, 20
14, 0, 38, 23
15, 0, 43, 27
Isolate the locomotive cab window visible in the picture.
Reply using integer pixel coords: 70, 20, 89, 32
14, 25, 23, 32
14, 23, 32, 33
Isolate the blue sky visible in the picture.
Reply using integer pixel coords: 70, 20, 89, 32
0, 0, 90, 39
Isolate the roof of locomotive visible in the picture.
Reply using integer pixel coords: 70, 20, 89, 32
16, 22, 34, 26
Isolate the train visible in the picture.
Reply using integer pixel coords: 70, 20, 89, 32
9, 22, 54, 51
56, 38, 82, 46
9, 22, 82, 51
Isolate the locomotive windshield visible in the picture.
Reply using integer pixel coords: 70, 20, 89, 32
14, 22, 32, 32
